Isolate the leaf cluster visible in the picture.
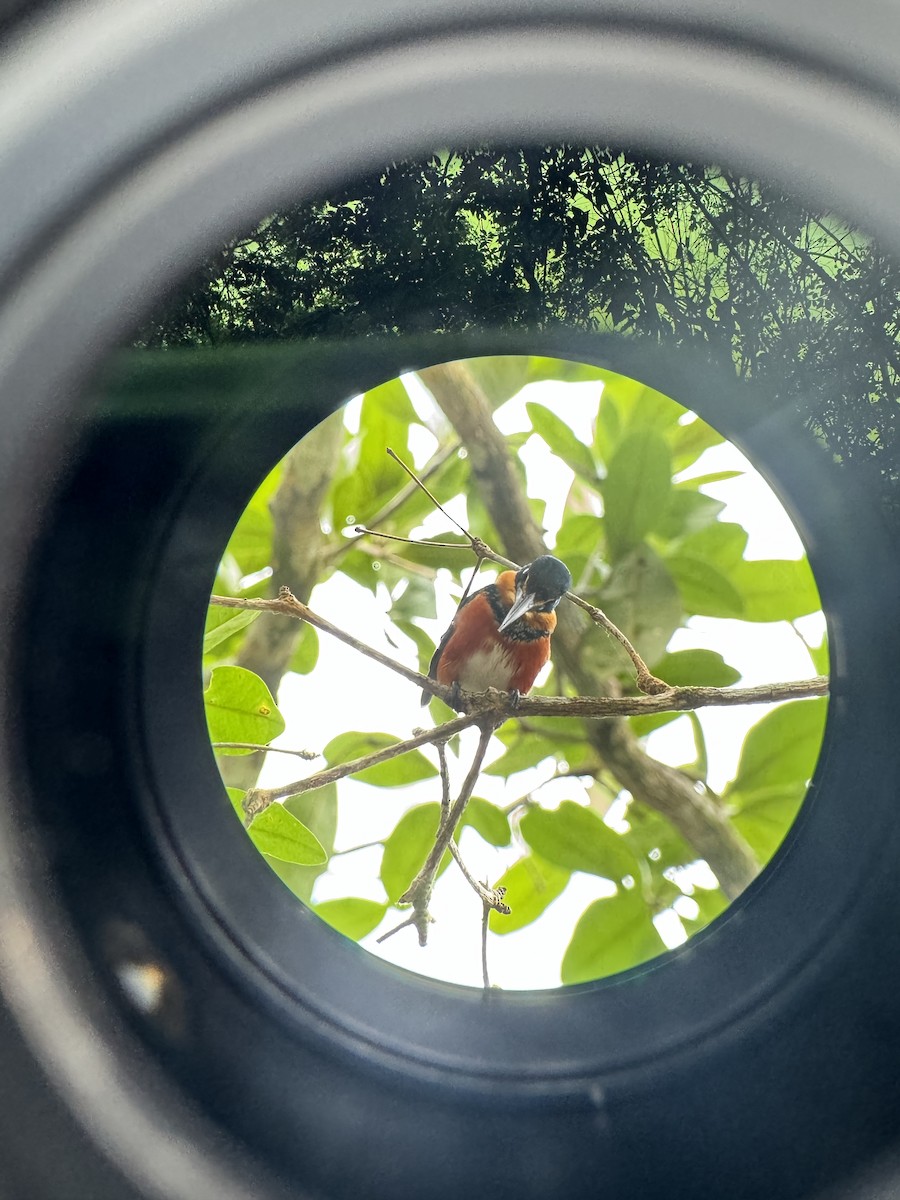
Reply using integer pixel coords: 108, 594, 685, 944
141, 147, 900, 518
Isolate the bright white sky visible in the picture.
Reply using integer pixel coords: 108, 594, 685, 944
256, 376, 826, 990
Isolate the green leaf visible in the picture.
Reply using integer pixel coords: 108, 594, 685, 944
602, 429, 672, 558
314, 897, 388, 940
729, 558, 821, 622
725, 698, 827, 796
223, 500, 274, 578
323, 731, 437, 787
560, 887, 663, 984
675, 469, 742, 487
629, 710, 682, 738
594, 369, 686, 432
683, 711, 709, 781
484, 732, 556, 777
520, 801, 641, 880
488, 855, 570, 934
396, 533, 471, 567
392, 573, 437, 621
589, 544, 683, 671
526, 401, 598, 481
653, 489, 725, 541
203, 608, 261, 655
594, 395, 621, 467
248, 804, 327, 865
357, 379, 419, 495
270, 783, 339, 903
622, 805, 696, 874
380, 803, 449, 904
666, 554, 745, 619
461, 798, 511, 846
204, 666, 285, 751
668, 417, 726, 472
289, 623, 319, 674
225, 786, 246, 819
676, 521, 748, 572
730, 784, 807, 860
553, 512, 604, 569
652, 648, 741, 688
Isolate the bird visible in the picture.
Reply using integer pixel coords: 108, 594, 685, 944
423, 554, 572, 706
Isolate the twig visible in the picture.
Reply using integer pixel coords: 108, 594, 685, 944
386, 446, 471, 539
241, 712, 479, 818
334, 440, 462, 557
565, 594, 667, 694
393, 721, 498, 946
212, 742, 318, 760
435, 742, 511, 915
354, 529, 469, 550
212, 590, 827, 821
211, 588, 453, 704
481, 895, 494, 991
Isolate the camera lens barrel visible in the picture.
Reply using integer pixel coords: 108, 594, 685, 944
2, 4, 900, 1198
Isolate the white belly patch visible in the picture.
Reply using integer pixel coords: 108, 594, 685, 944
455, 641, 516, 692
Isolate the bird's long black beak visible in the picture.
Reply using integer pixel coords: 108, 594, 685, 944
498, 584, 540, 632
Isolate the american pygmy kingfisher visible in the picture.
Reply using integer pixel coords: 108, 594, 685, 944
424, 555, 572, 704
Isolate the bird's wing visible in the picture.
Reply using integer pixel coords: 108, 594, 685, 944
427, 582, 487, 680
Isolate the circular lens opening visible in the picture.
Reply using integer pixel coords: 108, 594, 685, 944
204, 353, 827, 989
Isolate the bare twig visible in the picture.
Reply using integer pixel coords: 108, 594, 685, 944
211, 588, 452, 704
212, 742, 318, 760
353, 528, 470, 550
386, 446, 471, 538
241, 713, 479, 818
481, 894, 495, 991
565, 594, 667, 693
334, 440, 462, 557
389, 721, 499, 946
435, 741, 511, 915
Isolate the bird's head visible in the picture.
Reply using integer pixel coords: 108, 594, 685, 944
497, 555, 572, 632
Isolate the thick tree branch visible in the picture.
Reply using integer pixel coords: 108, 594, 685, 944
211, 592, 826, 723
221, 411, 344, 790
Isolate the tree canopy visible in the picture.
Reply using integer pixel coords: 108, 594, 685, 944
142, 147, 900, 511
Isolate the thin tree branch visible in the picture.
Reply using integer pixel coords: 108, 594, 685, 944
211, 588, 453, 703
481, 896, 493, 991
212, 742, 318, 760
384, 722, 497, 946
241, 713, 480, 820
436, 741, 511, 915
511, 675, 828, 717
